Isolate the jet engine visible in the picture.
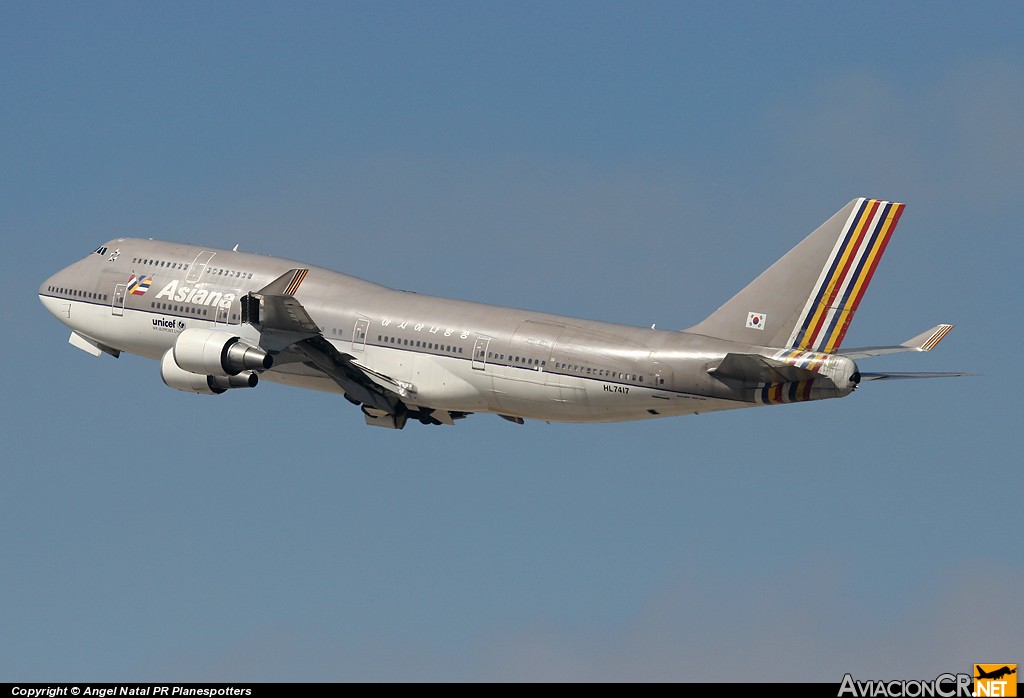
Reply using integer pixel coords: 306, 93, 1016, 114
160, 349, 258, 395
171, 328, 272, 376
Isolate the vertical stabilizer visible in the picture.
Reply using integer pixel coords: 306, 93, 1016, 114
686, 198, 905, 352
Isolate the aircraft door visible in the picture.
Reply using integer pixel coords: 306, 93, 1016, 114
652, 361, 673, 390
111, 283, 127, 316
352, 318, 369, 351
214, 303, 230, 325
212, 293, 243, 326
185, 251, 216, 283
472, 337, 490, 370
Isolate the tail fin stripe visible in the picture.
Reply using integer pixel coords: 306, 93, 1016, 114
815, 201, 887, 348
818, 201, 895, 350
790, 198, 877, 349
790, 199, 904, 352
685, 197, 906, 351
822, 202, 904, 352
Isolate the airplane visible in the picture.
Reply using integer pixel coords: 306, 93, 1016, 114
976, 666, 1017, 681
39, 197, 963, 429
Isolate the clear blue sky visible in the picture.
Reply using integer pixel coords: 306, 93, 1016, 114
2, 0, 1021, 681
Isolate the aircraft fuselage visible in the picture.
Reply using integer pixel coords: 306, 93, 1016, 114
47, 199, 957, 429
39, 237, 855, 425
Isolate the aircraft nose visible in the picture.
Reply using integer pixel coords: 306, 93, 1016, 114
40, 266, 63, 294
39, 266, 78, 321
40, 253, 91, 301
40, 271, 59, 297
39, 264, 75, 299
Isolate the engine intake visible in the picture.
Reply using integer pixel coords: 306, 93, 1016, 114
172, 328, 272, 376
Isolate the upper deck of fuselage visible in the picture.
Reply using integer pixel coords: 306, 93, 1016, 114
40, 237, 387, 296
39, 237, 765, 367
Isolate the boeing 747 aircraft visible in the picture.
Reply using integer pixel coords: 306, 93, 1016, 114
39, 198, 961, 428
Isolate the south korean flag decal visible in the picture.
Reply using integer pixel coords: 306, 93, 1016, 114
746, 312, 767, 330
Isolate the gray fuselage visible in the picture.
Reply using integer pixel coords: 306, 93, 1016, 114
40, 237, 855, 424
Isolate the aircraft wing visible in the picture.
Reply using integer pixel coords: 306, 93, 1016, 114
244, 269, 405, 415
838, 324, 953, 359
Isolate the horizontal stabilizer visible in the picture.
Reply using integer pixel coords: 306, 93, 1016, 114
710, 353, 819, 385
858, 371, 970, 381
839, 324, 954, 359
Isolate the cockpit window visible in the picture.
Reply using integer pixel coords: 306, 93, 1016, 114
94, 246, 108, 256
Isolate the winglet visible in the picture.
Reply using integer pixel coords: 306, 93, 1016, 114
839, 324, 954, 359
913, 323, 954, 352
256, 268, 310, 296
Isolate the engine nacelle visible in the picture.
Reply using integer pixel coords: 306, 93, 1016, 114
172, 328, 272, 377
161, 350, 258, 395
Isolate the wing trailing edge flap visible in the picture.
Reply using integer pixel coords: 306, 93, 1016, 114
709, 353, 819, 386
348, 359, 417, 399
838, 324, 954, 359
293, 335, 398, 414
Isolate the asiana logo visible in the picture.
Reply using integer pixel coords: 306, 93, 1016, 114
156, 280, 235, 308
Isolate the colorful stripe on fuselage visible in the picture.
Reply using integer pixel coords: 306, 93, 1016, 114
773, 348, 830, 372
758, 380, 815, 405
787, 199, 905, 353
755, 349, 833, 405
